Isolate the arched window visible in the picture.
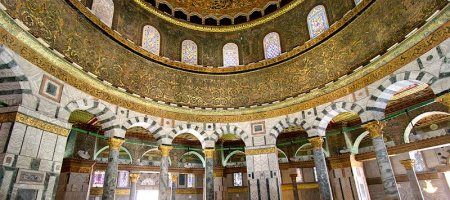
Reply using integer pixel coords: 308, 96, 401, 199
307, 5, 329, 39
142, 25, 161, 55
181, 40, 198, 65
223, 43, 239, 67
263, 32, 281, 59
354, 0, 362, 5
91, 0, 114, 27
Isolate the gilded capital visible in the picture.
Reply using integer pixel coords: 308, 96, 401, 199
436, 94, 450, 110
400, 159, 416, 170
108, 137, 124, 150
308, 137, 324, 150
362, 121, 385, 139
130, 173, 140, 183
171, 174, 178, 182
159, 145, 173, 157
203, 148, 215, 158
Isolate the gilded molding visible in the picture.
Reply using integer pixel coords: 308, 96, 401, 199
0, 3, 448, 122
176, 188, 203, 194
90, 188, 130, 195
130, 173, 140, 183
308, 137, 323, 150
362, 121, 385, 139
108, 138, 125, 150
203, 149, 215, 159
400, 159, 416, 170
228, 187, 248, 193
245, 147, 277, 155
281, 183, 319, 190
0, 112, 17, 123
160, 145, 173, 157
9, 112, 70, 137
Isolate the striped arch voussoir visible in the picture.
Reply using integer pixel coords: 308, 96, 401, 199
269, 117, 312, 139
212, 125, 250, 146
64, 99, 118, 133
120, 116, 163, 139
313, 102, 365, 136
169, 124, 205, 144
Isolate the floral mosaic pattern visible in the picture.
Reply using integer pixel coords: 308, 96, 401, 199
181, 40, 198, 65
263, 32, 281, 59
91, 0, 114, 27
142, 25, 160, 55
223, 43, 239, 67
307, 5, 329, 39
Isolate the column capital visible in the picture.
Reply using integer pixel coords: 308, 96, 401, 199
171, 174, 178, 182
203, 148, 215, 158
362, 121, 385, 138
108, 137, 124, 150
130, 173, 140, 183
308, 136, 324, 150
400, 159, 416, 170
436, 94, 450, 110
159, 145, 173, 157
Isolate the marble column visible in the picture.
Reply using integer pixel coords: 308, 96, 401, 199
290, 174, 300, 200
129, 173, 140, 200
159, 145, 173, 200
204, 148, 215, 200
171, 174, 177, 200
102, 137, 124, 200
400, 159, 424, 200
309, 137, 333, 200
362, 121, 400, 200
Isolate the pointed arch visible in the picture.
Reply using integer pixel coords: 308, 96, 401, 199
263, 32, 281, 59
307, 5, 329, 39
223, 150, 245, 167
223, 43, 239, 67
313, 102, 366, 136
269, 117, 313, 140
94, 146, 133, 164
0, 46, 34, 107
91, 0, 114, 27
212, 125, 251, 147
142, 25, 161, 55
366, 71, 439, 120
168, 124, 205, 148
179, 151, 206, 167
63, 99, 118, 136
181, 40, 198, 65
120, 116, 164, 141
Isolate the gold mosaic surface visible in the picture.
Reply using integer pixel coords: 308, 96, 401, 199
0, 0, 448, 122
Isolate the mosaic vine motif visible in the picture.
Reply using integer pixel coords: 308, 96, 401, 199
181, 40, 198, 65
142, 25, 160, 55
263, 32, 281, 59
91, 0, 114, 27
307, 5, 329, 39
223, 43, 239, 67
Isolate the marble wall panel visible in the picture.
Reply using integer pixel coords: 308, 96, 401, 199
0, 122, 12, 152
20, 126, 43, 157
36, 98, 59, 118
6, 122, 27, 155
38, 131, 58, 160
53, 136, 67, 162
0, 170, 14, 200
44, 176, 57, 200
15, 155, 32, 169
38, 159, 53, 172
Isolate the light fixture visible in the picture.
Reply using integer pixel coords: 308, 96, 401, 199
423, 180, 438, 194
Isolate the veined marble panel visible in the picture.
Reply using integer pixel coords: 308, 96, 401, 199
53, 135, 67, 162
20, 126, 43, 157
38, 159, 53, 172
38, 131, 57, 160
0, 170, 14, 199
6, 122, 27, 155
15, 155, 32, 169
44, 176, 56, 200
0, 122, 11, 152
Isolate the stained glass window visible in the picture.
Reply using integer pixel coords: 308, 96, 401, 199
187, 174, 194, 188
142, 25, 160, 55
91, 0, 114, 27
410, 151, 426, 172
92, 171, 105, 187
263, 32, 281, 59
117, 171, 129, 188
233, 172, 243, 186
307, 5, 329, 39
223, 43, 239, 67
354, 0, 362, 5
181, 40, 198, 65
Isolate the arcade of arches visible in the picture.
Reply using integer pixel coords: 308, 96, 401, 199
0, 0, 450, 200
